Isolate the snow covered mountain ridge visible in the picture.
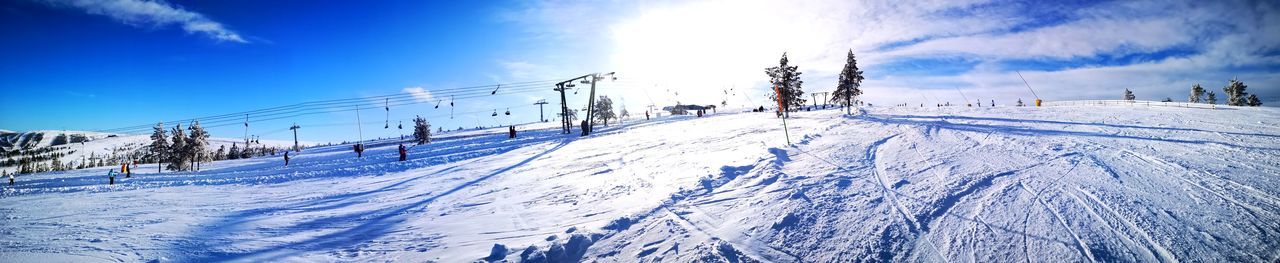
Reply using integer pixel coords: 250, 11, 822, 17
2, 105, 1279, 262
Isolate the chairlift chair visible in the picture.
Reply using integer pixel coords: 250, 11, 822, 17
505, 108, 511, 115
492, 110, 498, 117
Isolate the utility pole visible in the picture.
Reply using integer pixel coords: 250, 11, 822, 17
812, 92, 829, 109
554, 83, 570, 134
243, 114, 249, 146
290, 123, 301, 152
555, 72, 615, 136
534, 99, 549, 122
585, 75, 598, 136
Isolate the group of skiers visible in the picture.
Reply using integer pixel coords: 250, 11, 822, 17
103, 162, 134, 185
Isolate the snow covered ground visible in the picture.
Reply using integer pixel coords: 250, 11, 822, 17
2, 104, 1279, 262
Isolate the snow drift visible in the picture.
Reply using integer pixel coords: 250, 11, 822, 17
2, 105, 1278, 262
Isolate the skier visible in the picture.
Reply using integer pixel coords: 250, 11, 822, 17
354, 144, 364, 158
508, 126, 516, 139
121, 163, 130, 178
398, 144, 407, 162
284, 151, 290, 166
108, 169, 115, 185
580, 120, 589, 136
8, 172, 13, 186
645, 111, 650, 120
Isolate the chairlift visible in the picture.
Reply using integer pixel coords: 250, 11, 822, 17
434, 99, 442, 109
580, 79, 590, 84
566, 83, 576, 88
504, 108, 511, 116
491, 84, 501, 95
492, 110, 498, 117
398, 121, 403, 129
384, 98, 390, 129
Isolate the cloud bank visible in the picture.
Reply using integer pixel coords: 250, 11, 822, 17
38, 0, 247, 43
502, 0, 1280, 107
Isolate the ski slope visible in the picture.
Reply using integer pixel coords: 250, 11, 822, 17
2, 105, 1279, 262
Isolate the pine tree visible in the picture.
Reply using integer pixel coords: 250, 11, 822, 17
764, 53, 806, 115
215, 145, 226, 161
149, 122, 168, 171
412, 115, 431, 145
1223, 78, 1249, 106
1247, 94, 1262, 106
228, 143, 240, 160
187, 121, 210, 170
1207, 91, 1217, 105
168, 124, 188, 171
1189, 83, 1205, 103
1123, 89, 1136, 101
830, 50, 864, 115
593, 96, 616, 126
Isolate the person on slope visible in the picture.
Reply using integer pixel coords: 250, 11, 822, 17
398, 144, 407, 162
107, 169, 116, 185
645, 111, 650, 120
354, 144, 364, 158
284, 151, 290, 166
120, 163, 130, 178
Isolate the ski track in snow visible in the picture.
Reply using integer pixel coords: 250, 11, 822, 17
4, 105, 1280, 262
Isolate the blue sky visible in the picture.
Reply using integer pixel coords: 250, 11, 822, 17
1, 0, 1277, 143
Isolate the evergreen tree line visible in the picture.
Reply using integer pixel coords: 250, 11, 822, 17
1127, 78, 1263, 106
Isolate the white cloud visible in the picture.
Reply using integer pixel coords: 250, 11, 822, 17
507, 0, 1280, 107
39, 0, 247, 43
402, 87, 434, 102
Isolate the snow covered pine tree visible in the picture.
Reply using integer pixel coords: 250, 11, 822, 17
188, 120, 210, 171
150, 122, 168, 173
1189, 83, 1205, 103
1223, 78, 1249, 106
593, 96, 616, 126
413, 115, 431, 145
1247, 94, 1263, 106
765, 53, 805, 116
830, 50, 864, 115
168, 124, 188, 171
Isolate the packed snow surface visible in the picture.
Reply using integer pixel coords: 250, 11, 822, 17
2, 105, 1279, 262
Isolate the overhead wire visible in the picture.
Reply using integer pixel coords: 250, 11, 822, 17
103, 81, 561, 134
98, 79, 563, 134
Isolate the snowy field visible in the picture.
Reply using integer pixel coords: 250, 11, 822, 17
2, 105, 1279, 262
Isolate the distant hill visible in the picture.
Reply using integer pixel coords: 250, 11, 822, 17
1, 130, 296, 174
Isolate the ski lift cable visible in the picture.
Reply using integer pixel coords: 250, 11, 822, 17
104, 82, 556, 132
107, 85, 555, 134
204, 103, 538, 132
98, 79, 563, 133
188, 99, 538, 132
230, 105, 538, 140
